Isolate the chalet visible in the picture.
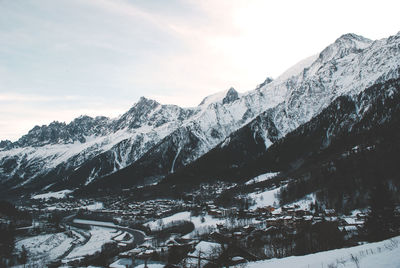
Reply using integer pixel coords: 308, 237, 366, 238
294, 209, 307, 217
208, 209, 224, 217
343, 217, 364, 227
271, 210, 282, 217
243, 225, 255, 233
356, 213, 367, 220
325, 209, 336, 216
340, 225, 360, 240
264, 226, 278, 234
137, 249, 156, 258
119, 248, 142, 257
255, 205, 275, 214
166, 238, 181, 247
233, 231, 243, 238
303, 215, 313, 223
283, 216, 293, 226
282, 205, 295, 212
313, 216, 323, 223
265, 217, 280, 226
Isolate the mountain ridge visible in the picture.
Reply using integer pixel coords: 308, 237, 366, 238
1, 31, 400, 198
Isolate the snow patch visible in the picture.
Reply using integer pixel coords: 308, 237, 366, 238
66, 226, 115, 259
244, 235, 400, 268
245, 172, 279, 185
32, 189, 73, 200
249, 186, 283, 209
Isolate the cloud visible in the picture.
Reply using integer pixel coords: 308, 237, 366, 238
0, 93, 79, 102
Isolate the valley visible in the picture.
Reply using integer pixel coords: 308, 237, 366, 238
2, 31, 400, 267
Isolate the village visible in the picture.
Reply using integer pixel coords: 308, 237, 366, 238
9, 182, 369, 268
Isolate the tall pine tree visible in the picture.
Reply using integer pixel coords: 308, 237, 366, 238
364, 182, 398, 242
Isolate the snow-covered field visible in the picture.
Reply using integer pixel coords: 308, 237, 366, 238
31, 189, 73, 200
189, 241, 221, 258
65, 226, 116, 259
145, 211, 225, 238
185, 241, 222, 267
249, 186, 282, 209
16, 232, 74, 262
244, 235, 400, 268
245, 172, 279, 185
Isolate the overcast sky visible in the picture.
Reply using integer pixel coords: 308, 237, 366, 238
1, 0, 399, 141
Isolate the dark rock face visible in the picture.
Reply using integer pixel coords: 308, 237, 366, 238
256, 77, 274, 90
222, 87, 239, 104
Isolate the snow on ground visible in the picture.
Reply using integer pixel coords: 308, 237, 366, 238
73, 218, 116, 227
249, 186, 283, 209
134, 265, 164, 268
145, 211, 225, 238
273, 193, 316, 214
245, 172, 279, 185
287, 193, 316, 210
243, 235, 400, 268
146, 211, 191, 231
31, 189, 73, 200
79, 201, 104, 211
66, 226, 115, 259
185, 241, 222, 267
45, 202, 104, 211
110, 258, 164, 268
189, 241, 221, 257
16, 232, 74, 262
274, 54, 318, 83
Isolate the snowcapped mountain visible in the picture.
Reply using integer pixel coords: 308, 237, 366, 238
251, 32, 400, 145
0, 76, 289, 195
1, 31, 400, 197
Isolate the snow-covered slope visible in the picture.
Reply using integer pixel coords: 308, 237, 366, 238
1, 31, 400, 196
0, 98, 192, 190
243, 235, 400, 268
252, 32, 400, 145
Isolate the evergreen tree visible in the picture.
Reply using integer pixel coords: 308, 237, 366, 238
19, 246, 28, 267
364, 182, 398, 242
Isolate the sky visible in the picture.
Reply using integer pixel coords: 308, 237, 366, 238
1, 0, 399, 141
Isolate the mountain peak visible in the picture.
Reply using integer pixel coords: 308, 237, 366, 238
222, 87, 239, 104
336, 33, 370, 42
126, 96, 160, 112
256, 77, 274, 90
136, 96, 159, 106
0, 140, 13, 150
318, 33, 372, 63
199, 87, 240, 106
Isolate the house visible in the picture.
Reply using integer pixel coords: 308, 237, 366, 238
283, 216, 293, 226
265, 217, 280, 226
325, 209, 336, 216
